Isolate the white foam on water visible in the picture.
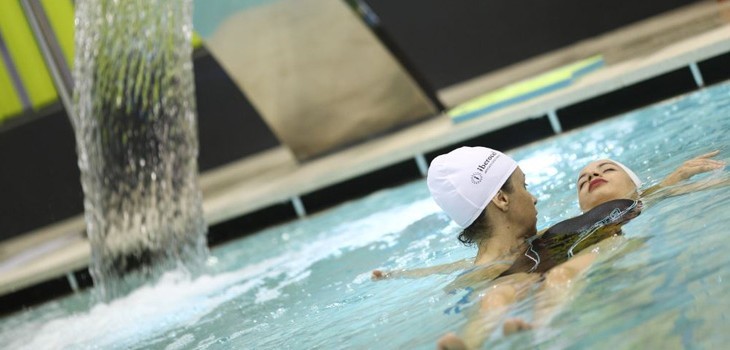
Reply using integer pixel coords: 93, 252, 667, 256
5, 267, 261, 349
1, 197, 440, 349
164, 333, 195, 350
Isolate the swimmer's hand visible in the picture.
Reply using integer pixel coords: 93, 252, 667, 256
503, 318, 534, 336
437, 332, 467, 350
660, 150, 725, 187
371, 269, 391, 281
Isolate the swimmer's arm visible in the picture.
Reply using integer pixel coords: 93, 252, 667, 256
530, 251, 597, 330
661, 150, 724, 187
371, 258, 473, 281
444, 261, 514, 291
534, 236, 646, 327
442, 273, 539, 349
643, 150, 725, 197
642, 175, 730, 202
641, 150, 726, 201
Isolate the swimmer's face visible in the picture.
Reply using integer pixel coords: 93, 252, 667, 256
507, 167, 538, 235
577, 160, 638, 212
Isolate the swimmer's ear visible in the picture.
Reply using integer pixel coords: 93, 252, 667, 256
492, 190, 509, 212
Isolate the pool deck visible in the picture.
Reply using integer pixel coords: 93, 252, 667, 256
2, 4, 730, 300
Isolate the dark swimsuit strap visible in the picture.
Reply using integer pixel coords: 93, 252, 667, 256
498, 199, 642, 277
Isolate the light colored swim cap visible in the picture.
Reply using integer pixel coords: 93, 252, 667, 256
427, 147, 517, 228
608, 159, 642, 188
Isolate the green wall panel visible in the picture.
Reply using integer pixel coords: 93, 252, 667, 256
41, 0, 75, 68
0, 53, 24, 123
0, 0, 58, 111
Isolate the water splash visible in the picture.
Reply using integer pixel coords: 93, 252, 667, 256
72, 0, 207, 300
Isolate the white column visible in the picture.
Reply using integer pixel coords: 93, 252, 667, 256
66, 272, 80, 292
547, 110, 563, 134
689, 62, 705, 88
291, 196, 307, 218
415, 153, 428, 177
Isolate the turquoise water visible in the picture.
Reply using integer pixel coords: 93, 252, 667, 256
1, 81, 729, 349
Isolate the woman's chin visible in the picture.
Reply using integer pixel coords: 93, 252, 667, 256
583, 191, 623, 210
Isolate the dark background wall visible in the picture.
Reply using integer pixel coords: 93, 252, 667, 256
0, 107, 83, 238
365, 0, 700, 89
0, 49, 279, 241
193, 49, 280, 170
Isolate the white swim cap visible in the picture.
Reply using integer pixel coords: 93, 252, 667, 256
427, 146, 518, 228
608, 159, 642, 188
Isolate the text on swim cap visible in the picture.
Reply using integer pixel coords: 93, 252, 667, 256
476, 151, 498, 173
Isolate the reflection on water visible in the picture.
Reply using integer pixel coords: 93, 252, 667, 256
72, 0, 207, 300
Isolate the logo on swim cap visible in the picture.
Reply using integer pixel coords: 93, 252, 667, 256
471, 172, 483, 184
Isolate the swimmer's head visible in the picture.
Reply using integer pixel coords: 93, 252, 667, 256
428, 147, 537, 244
577, 159, 642, 212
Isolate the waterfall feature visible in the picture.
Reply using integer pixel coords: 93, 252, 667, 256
72, 0, 208, 300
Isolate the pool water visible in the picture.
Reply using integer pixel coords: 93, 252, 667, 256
1, 81, 729, 349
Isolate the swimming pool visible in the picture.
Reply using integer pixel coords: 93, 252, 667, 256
1, 81, 729, 349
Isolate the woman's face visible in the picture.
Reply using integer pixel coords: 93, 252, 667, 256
507, 167, 538, 235
577, 160, 638, 212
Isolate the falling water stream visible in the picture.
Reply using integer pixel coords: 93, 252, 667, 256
71, 0, 207, 300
